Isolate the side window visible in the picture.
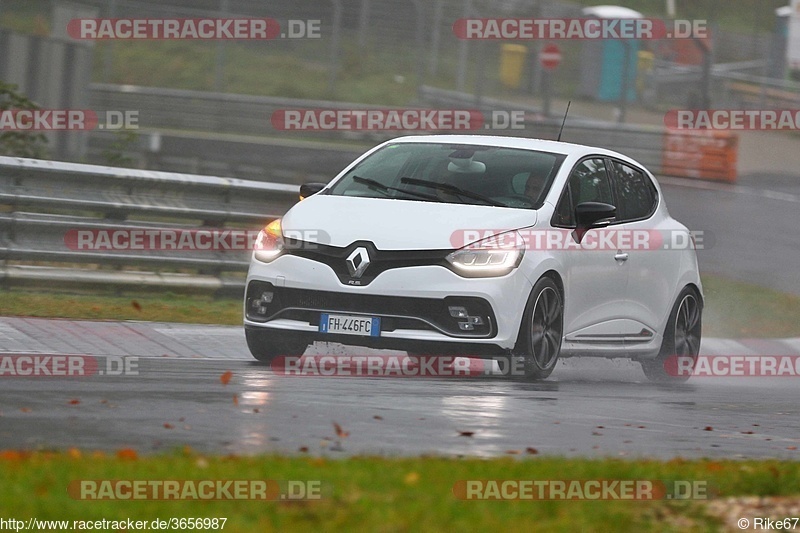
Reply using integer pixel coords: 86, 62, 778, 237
612, 161, 657, 221
554, 158, 613, 227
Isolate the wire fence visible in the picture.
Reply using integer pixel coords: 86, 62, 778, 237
50, 0, 787, 109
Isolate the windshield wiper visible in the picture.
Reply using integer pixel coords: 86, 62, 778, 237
352, 175, 442, 202
399, 177, 507, 207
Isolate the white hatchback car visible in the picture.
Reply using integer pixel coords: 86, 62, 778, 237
244, 135, 702, 381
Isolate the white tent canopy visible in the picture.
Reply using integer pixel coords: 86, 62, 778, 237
581, 6, 645, 19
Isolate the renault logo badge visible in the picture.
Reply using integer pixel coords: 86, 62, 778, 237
346, 247, 371, 278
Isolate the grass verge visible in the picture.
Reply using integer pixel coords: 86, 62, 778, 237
0, 290, 243, 325
1, 452, 799, 532
1, 273, 799, 338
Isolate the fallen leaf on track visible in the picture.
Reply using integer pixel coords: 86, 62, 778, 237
333, 422, 349, 438
0, 451, 23, 461
116, 448, 138, 460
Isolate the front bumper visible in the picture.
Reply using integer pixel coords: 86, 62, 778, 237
244, 254, 534, 352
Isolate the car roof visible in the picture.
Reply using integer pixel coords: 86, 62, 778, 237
386, 134, 637, 164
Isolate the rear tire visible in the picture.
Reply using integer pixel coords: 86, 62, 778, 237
641, 287, 702, 382
510, 277, 564, 380
245, 328, 308, 363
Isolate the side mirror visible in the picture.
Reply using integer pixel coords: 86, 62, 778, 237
573, 202, 616, 243
299, 182, 326, 201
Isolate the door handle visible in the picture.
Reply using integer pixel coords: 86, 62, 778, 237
614, 252, 629, 262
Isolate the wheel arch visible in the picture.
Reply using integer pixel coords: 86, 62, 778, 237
540, 269, 565, 303
514, 270, 565, 348
684, 282, 704, 306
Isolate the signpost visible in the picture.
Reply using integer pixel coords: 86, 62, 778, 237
539, 43, 561, 117
539, 43, 562, 70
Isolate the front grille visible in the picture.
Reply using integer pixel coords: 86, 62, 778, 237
285, 239, 451, 286
246, 281, 496, 338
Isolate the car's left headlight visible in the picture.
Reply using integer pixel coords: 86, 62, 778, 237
446, 231, 524, 277
253, 218, 284, 263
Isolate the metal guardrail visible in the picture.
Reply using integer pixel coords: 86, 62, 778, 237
0, 156, 299, 293
716, 71, 800, 108
2, 121, 737, 294
89, 83, 376, 141
87, 130, 362, 184
0, 156, 297, 222
87, 83, 737, 183
651, 60, 800, 109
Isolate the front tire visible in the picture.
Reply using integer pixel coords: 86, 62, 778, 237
511, 277, 564, 380
245, 328, 308, 363
641, 287, 702, 382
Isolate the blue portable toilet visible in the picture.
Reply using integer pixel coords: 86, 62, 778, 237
578, 5, 642, 102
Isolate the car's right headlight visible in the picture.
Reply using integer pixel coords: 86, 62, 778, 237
446, 231, 524, 278
253, 218, 284, 263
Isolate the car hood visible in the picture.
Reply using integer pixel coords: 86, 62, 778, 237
282, 195, 537, 250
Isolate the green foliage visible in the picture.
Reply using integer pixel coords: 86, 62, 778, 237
101, 129, 139, 168
0, 81, 48, 158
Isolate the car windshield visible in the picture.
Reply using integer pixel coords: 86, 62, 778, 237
328, 142, 566, 209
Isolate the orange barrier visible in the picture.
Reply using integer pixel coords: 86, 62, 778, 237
661, 130, 738, 183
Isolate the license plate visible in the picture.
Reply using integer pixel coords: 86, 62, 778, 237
319, 314, 381, 337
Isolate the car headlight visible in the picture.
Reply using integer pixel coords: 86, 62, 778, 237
253, 219, 284, 263
446, 231, 524, 277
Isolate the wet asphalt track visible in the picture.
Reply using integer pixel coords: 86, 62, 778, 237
0, 318, 799, 459
0, 178, 798, 458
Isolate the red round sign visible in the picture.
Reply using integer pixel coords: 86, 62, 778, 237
539, 44, 562, 70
